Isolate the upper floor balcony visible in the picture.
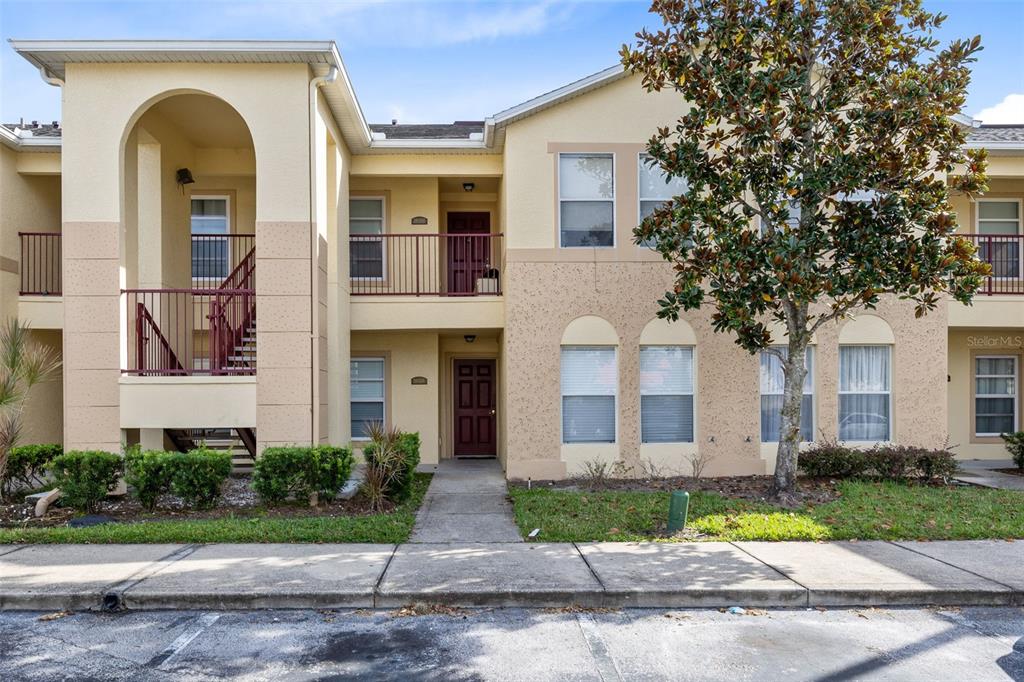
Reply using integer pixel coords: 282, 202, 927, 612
349, 232, 503, 296
958, 233, 1024, 295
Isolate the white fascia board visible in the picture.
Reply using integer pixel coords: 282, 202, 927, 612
963, 141, 1024, 151
490, 65, 625, 125
9, 39, 339, 55
368, 139, 489, 150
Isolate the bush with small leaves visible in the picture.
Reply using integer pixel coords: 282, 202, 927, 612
1001, 432, 1024, 472
798, 441, 869, 479
2, 443, 62, 497
124, 446, 176, 511
253, 445, 353, 505
49, 450, 122, 512
168, 447, 232, 509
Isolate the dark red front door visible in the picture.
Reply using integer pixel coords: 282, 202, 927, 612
453, 359, 497, 457
446, 212, 490, 294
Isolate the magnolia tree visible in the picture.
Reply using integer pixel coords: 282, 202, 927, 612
622, 0, 989, 496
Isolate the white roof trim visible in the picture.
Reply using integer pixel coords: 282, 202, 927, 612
953, 113, 982, 128
490, 65, 625, 125
964, 141, 1024, 151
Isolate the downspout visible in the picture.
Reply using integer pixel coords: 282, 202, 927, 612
308, 66, 339, 445
38, 66, 64, 87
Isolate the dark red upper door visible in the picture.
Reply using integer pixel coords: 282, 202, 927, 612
446, 212, 491, 295
453, 358, 497, 457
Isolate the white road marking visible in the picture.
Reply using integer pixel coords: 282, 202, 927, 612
148, 612, 221, 670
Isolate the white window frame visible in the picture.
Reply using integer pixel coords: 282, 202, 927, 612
975, 198, 1023, 281
838, 344, 893, 443
637, 152, 688, 249
557, 152, 616, 249
759, 346, 815, 443
350, 196, 387, 282
639, 345, 695, 444
974, 354, 1018, 438
560, 346, 618, 444
190, 194, 231, 285
350, 356, 386, 442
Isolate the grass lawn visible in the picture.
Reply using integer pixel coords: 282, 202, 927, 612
510, 480, 1024, 542
0, 474, 430, 544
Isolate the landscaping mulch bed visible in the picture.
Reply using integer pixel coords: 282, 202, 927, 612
0, 475, 397, 529
511, 475, 842, 507
994, 468, 1024, 477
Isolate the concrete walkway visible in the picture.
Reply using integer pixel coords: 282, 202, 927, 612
2, 539, 1024, 611
955, 460, 1024, 491
409, 459, 522, 543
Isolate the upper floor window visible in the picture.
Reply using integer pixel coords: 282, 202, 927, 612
191, 196, 230, 280
638, 154, 687, 248
559, 153, 614, 248
351, 198, 385, 279
561, 346, 617, 443
977, 199, 1022, 278
838, 345, 891, 442
760, 347, 814, 442
640, 345, 694, 443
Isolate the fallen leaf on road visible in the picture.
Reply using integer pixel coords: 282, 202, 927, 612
37, 611, 73, 622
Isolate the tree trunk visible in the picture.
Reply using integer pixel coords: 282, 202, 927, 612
770, 316, 810, 497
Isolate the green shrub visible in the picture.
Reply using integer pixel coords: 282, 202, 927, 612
124, 446, 176, 511
49, 450, 122, 512
168, 447, 232, 509
253, 445, 353, 505
914, 448, 958, 480
799, 441, 869, 478
1001, 431, 1024, 471
800, 442, 957, 481
2, 443, 62, 496
364, 430, 420, 504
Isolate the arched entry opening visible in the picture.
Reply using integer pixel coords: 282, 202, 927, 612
121, 93, 256, 378
120, 92, 258, 465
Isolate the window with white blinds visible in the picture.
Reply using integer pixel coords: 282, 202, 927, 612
838, 345, 891, 441
760, 347, 814, 442
975, 356, 1017, 437
351, 358, 385, 440
559, 153, 615, 247
561, 347, 617, 443
640, 346, 694, 443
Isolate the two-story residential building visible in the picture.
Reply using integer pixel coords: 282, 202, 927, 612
2, 40, 1022, 480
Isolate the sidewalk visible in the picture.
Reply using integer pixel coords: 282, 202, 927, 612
2, 539, 1022, 611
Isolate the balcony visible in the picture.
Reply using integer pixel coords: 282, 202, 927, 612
959, 234, 1024, 295
350, 233, 503, 296
123, 234, 256, 376
18, 232, 61, 296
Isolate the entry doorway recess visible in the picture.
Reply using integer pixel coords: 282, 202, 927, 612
453, 358, 497, 457
446, 212, 492, 295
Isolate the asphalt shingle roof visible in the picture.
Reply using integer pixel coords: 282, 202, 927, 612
368, 121, 484, 140
966, 125, 1024, 143
2, 121, 62, 138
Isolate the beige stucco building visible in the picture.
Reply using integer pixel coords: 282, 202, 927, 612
2, 40, 1023, 479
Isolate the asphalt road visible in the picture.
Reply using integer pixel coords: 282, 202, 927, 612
1, 606, 1023, 681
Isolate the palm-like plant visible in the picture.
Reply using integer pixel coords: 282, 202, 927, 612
0, 319, 61, 501
362, 422, 405, 513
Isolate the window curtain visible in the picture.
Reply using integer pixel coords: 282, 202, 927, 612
975, 356, 1017, 435
640, 346, 694, 443
759, 347, 814, 442
839, 346, 891, 441
561, 347, 616, 443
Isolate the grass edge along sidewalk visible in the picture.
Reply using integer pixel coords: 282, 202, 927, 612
0, 475, 431, 544
510, 480, 1024, 543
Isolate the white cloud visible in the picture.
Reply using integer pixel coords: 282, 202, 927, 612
222, 1, 577, 47
974, 94, 1024, 124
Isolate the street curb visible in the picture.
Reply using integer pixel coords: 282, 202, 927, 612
2, 586, 1021, 611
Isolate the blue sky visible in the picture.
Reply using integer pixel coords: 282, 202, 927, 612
1, 0, 1022, 125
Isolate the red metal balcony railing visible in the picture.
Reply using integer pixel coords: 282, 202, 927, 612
191, 234, 255, 289
18, 232, 61, 295
959, 234, 1024, 295
124, 244, 256, 376
350, 233, 503, 296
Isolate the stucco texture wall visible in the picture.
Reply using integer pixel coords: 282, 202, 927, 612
503, 260, 950, 479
